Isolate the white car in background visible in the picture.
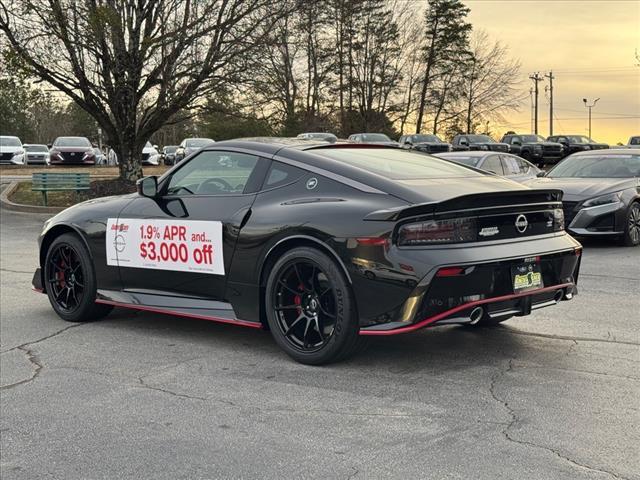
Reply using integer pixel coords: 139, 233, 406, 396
142, 141, 160, 165
0, 136, 26, 165
23, 144, 50, 165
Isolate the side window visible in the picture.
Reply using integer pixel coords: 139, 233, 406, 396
557, 136, 567, 143
501, 155, 521, 175
263, 161, 305, 189
516, 158, 531, 173
166, 151, 259, 196
459, 136, 468, 145
511, 136, 521, 144
483, 155, 504, 175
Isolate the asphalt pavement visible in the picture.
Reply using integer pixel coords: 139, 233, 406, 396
1, 204, 638, 480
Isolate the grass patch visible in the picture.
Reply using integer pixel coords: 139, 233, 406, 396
9, 179, 137, 208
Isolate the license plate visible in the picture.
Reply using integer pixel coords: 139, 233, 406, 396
512, 263, 543, 292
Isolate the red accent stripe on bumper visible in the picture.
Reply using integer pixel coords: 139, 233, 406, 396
359, 283, 573, 336
94, 299, 262, 329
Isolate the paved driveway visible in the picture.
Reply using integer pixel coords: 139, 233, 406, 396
1, 207, 638, 479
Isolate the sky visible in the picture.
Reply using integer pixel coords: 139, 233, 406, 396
465, 0, 640, 145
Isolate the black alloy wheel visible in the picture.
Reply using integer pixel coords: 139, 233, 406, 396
44, 233, 112, 321
47, 243, 85, 313
265, 247, 361, 365
623, 202, 640, 246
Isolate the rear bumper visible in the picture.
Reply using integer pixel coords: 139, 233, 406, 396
360, 282, 577, 335
358, 236, 582, 334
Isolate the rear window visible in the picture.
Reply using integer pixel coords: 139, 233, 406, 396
314, 148, 481, 179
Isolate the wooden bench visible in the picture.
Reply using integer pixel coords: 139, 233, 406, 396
32, 172, 91, 206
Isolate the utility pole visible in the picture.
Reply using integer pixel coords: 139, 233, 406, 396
529, 87, 534, 133
545, 71, 554, 136
529, 72, 543, 134
582, 97, 600, 139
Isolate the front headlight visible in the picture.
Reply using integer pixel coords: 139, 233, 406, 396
12, 149, 25, 157
582, 192, 622, 208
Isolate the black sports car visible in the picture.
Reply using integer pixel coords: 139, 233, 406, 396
526, 149, 640, 246
33, 139, 582, 364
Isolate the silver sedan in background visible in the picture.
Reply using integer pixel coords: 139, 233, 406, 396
23, 144, 50, 165
435, 151, 541, 182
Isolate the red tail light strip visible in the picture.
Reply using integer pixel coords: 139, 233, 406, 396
94, 299, 262, 329
359, 283, 573, 336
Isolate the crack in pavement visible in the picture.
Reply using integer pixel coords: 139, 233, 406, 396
0, 346, 43, 390
135, 377, 208, 401
346, 467, 359, 480
489, 358, 631, 480
1, 323, 83, 355
508, 330, 639, 347
0, 267, 34, 274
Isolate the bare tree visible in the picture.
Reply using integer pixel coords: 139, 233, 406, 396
0, 0, 289, 182
459, 30, 522, 133
414, 0, 471, 133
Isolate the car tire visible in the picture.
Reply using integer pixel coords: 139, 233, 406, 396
44, 233, 113, 322
265, 247, 362, 365
621, 202, 640, 247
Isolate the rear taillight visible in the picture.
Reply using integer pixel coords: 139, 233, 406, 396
397, 217, 477, 246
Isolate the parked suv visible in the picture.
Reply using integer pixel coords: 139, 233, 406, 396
501, 134, 564, 166
547, 135, 609, 157
399, 134, 451, 154
451, 134, 509, 153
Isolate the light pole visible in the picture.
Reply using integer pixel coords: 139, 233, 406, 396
582, 97, 600, 139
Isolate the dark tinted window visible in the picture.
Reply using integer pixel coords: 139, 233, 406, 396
263, 161, 304, 189
314, 148, 481, 179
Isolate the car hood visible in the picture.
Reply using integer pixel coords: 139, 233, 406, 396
415, 142, 450, 147
527, 142, 562, 147
394, 174, 528, 203
524, 177, 637, 201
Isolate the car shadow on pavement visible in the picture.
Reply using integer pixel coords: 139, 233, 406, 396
102, 307, 539, 374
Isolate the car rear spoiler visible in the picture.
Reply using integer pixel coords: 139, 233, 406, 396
364, 189, 564, 221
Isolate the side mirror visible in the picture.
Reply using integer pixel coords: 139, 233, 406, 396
137, 176, 158, 198
536, 171, 546, 177
460, 141, 469, 146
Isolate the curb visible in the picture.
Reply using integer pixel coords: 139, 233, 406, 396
0, 181, 66, 214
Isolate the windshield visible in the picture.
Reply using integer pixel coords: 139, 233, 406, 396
548, 154, 640, 178
0, 137, 21, 147
360, 133, 392, 142
315, 148, 481, 180
413, 135, 441, 143
24, 145, 48, 152
566, 136, 592, 144
186, 138, 214, 148
521, 135, 546, 143
54, 137, 91, 147
467, 135, 495, 143
164, 146, 177, 153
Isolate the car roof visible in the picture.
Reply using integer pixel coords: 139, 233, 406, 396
436, 151, 497, 158
569, 148, 640, 156
55, 136, 89, 139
